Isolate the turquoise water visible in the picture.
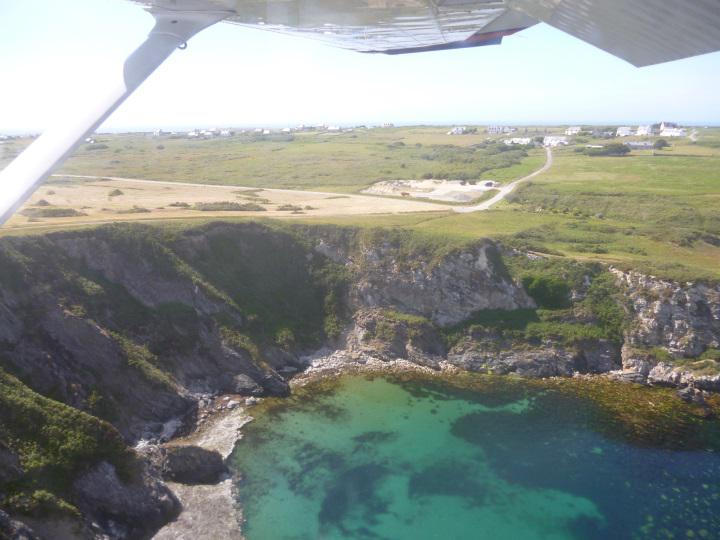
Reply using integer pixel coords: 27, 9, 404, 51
231, 376, 720, 540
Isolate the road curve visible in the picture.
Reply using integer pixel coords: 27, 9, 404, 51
453, 146, 553, 213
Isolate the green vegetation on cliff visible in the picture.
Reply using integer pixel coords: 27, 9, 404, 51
443, 258, 625, 347
0, 369, 130, 518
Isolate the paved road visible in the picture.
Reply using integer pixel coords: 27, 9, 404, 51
453, 146, 553, 213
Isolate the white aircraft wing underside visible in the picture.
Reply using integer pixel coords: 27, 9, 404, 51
133, 0, 720, 65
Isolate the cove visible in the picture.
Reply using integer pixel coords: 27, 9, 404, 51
230, 375, 720, 540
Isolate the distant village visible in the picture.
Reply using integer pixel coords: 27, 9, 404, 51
446, 122, 691, 148
0, 122, 699, 148
147, 123, 396, 140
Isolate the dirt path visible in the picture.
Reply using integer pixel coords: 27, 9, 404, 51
453, 146, 553, 213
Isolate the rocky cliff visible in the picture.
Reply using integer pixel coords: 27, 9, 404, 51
610, 269, 720, 391
0, 221, 718, 539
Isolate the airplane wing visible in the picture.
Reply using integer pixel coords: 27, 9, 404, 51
2, 0, 720, 225
136, 0, 720, 66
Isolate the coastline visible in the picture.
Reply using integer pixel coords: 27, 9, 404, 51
153, 403, 253, 540
153, 348, 718, 540
152, 351, 449, 540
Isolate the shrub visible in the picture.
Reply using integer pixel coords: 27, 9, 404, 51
277, 204, 303, 212
85, 143, 109, 151
193, 201, 265, 211
21, 207, 86, 218
118, 205, 150, 214
108, 189, 124, 197
522, 274, 571, 309
584, 143, 630, 157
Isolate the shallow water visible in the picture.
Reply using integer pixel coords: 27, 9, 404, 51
231, 376, 720, 540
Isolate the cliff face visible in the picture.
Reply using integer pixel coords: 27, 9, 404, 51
0, 222, 535, 539
611, 270, 720, 391
314, 234, 533, 325
0, 222, 718, 539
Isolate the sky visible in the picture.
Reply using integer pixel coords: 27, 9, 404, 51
1, 0, 719, 132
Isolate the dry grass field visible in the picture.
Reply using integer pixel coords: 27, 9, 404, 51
3, 174, 450, 231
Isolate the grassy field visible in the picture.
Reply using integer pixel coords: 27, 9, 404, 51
0, 126, 546, 193
2, 126, 718, 281
292, 128, 720, 281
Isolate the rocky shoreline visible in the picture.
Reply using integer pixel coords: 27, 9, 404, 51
151, 341, 720, 540
152, 402, 252, 540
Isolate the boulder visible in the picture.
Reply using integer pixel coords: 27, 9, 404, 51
72, 461, 180, 539
161, 445, 227, 485
0, 510, 40, 540
0, 441, 23, 484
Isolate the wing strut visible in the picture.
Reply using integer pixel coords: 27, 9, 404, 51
0, 8, 231, 225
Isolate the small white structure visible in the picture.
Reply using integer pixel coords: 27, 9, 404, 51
616, 126, 634, 137
660, 121, 679, 131
187, 130, 200, 138
448, 126, 467, 135
543, 135, 568, 147
262, 129, 271, 135
565, 126, 581, 135
281, 127, 292, 133
625, 141, 654, 149
503, 137, 532, 145
660, 127, 686, 137
327, 126, 341, 132
487, 125, 516, 134
220, 129, 234, 137
636, 125, 654, 136
153, 129, 165, 137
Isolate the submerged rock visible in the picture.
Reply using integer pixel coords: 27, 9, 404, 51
0, 510, 39, 540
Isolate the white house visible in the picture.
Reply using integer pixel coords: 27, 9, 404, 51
503, 137, 532, 145
616, 126, 634, 137
543, 136, 568, 147
486, 126, 515, 134
660, 121, 679, 131
660, 127, 686, 137
565, 126, 581, 135
448, 126, 467, 135
636, 125, 654, 136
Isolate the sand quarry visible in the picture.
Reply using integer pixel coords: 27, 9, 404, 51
361, 178, 498, 202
